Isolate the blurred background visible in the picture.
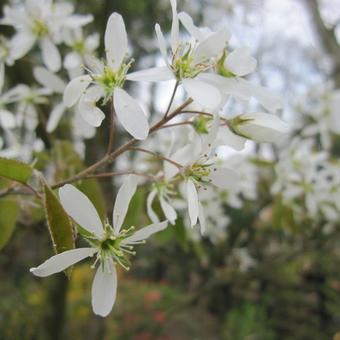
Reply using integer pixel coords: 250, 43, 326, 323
1, 0, 340, 339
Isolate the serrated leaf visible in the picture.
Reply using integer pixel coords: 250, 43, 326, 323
0, 198, 19, 250
0, 157, 33, 184
43, 183, 75, 255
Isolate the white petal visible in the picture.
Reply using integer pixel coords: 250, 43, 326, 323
80, 104, 105, 127
182, 78, 221, 109
78, 87, 105, 127
64, 14, 94, 28
105, 13, 128, 71
9, 31, 36, 60
198, 73, 250, 101
91, 261, 117, 317
64, 52, 82, 70
207, 167, 239, 191
160, 197, 177, 225
155, 23, 169, 64
84, 55, 104, 74
225, 47, 257, 76
0, 62, 4, 93
30, 248, 97, 277
146, 190, 160, 224
63, 75, 92, 107
46, 103, 66, 132
219, 125, 246, 151
187, 179, 199, 227
126, 66, 174, 82
192, 29, 230, 65
201, 113, 220, 155
123, 221, 168, 243
40, 38, 61, 72
239, 79, 283, 112
236, 112, 289, 143
33, 67, 66, 93
0, 110, 16, 129
178, 12, 205, 41
112, 175, 138, 233
164, 142, 200, 180
59, 184, 104, 238
170, 0, 179, 54
113, 88, 149, 140
73, 112, 96, 139
198, 202, 206, 235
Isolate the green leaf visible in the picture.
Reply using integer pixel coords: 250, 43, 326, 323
43, 183, 75, 255
0, 157, 33, 184
0, 198, 19, 250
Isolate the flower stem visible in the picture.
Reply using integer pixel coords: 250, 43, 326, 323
106, 99, 115, 156
164, 80, 179, 119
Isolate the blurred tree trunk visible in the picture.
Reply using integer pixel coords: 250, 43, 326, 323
44, 275, 68, 340
304, 0, 340, 87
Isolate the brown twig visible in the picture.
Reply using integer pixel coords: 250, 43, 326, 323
129, 146, 183, 168
51, 98, 193, 189
106, 99, 115, 156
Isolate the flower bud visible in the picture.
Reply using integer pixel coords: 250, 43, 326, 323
229, 112, 289, 143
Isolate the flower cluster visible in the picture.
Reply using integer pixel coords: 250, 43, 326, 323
272, 138, 340, 227
295, 83, 340, 149
0, 0, 290, 317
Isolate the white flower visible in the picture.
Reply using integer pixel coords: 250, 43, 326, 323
147, 182, 177, 225
0, 0, 92, 71
33, 66, 95, 138
7, 84, 52, 131
126, 0, 230, 110
30, 176, 168, 317
229, 112, 289, 143
63, 27, 100, 78
63, 13, 149, 140
223, 47, 257, 77
198, 73, 283, 113
0, 36, 15, 92
0, 85, 25, 129
298, 84, 340, 149
165, 115, 239, 230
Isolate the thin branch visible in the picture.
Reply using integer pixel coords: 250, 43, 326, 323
51, 98, 193, 189
159, 121, 194, 130
129, 146, 183, 168
23, 183, 42, 198
0, 186, 16, 198
85, 171, 155, 180
106, 99, 115, 155
164, 80, 179, 119
180, 110, 230, 124
180, 110, 213, 117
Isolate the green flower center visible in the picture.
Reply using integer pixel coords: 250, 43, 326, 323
171, 44, 208, 80
88, 222, 137, 271
185, 163, 212, 184
74, 40, 86, 54
216, 50, 237, 78
94, 60, 133, 101
32, 19, 49, 37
